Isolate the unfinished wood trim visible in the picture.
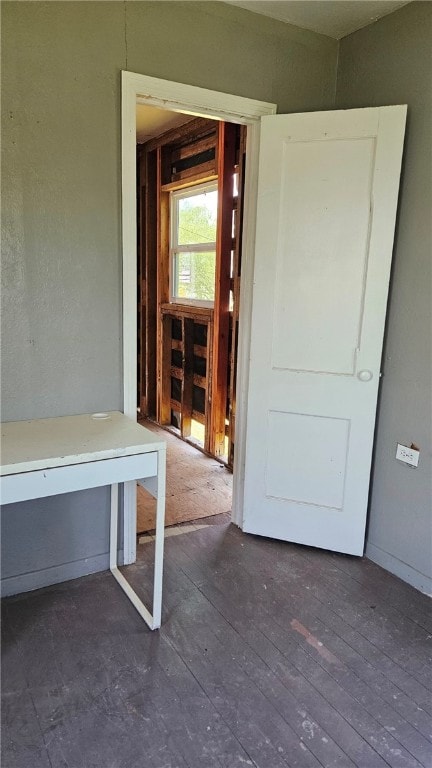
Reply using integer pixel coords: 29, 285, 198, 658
160, 303, 213, 321
210, 122, 237, 457
160, 173, 218, 194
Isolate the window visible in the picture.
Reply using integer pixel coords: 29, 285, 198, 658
170, 182, 218, 306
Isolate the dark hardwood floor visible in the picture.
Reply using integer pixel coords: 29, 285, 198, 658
2, 520, 431, 768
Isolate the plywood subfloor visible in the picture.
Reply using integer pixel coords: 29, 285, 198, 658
137, 420, 232, 533
3, 520, 432, 768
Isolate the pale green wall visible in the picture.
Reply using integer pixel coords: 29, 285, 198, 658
336, 1, 432, 593
1, 1, 337, 594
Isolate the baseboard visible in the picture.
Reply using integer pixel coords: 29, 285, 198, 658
366, 542, 432, 596
1, 550, 124, 598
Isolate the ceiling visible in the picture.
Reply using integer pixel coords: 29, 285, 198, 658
224, 0, 411, 39
136, 105, 194, 143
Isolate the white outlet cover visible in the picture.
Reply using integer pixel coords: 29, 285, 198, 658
396, 443, 420, 467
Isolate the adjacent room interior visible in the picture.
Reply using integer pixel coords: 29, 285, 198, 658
135, 108, 245, 532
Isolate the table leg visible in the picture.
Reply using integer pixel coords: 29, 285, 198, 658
109, 482, 155, 629
151, 450, 166, 629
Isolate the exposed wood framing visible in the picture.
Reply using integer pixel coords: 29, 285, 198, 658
156, 145, 171, 424
180, 318, 194, 438
145, 149, 158, 418
142, 117, 215, 154
137, 117, 245, 465
137, 150, 146, 413
163, 309, 213, 449
227, 126, 247, 467
160, 173, 217, 193
159, 314, 172, 425
210, 122, 237, 457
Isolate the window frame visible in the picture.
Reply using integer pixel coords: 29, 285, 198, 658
169, 180, 218, 308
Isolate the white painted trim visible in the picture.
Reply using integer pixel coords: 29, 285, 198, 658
121, 71, 276, 558
366, 542, 432, 596
231, 121, 262, 526
0, 553, 121, 598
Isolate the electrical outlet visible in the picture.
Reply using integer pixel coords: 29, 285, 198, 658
396, 443, 420, 467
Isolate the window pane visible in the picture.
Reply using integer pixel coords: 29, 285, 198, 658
178, 190, 217, 246
174, 251, 216, 301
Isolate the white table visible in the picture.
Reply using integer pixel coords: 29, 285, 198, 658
0, 411, 166, 630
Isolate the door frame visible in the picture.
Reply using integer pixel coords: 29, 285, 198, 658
121, 71, 276, 564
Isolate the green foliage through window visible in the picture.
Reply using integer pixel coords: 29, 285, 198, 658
171, 184, 217, 304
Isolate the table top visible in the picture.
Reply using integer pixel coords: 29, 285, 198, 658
0, 412, 166, 476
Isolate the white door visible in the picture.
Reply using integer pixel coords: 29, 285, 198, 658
243, 106, 406, 556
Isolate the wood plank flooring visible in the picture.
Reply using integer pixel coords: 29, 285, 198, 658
137, 420, 232, 532
2, 520, 431, 768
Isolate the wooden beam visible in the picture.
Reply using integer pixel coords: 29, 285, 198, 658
160, 173, 217, 194
156, 144, 171, 425
171, 134, 216, 163
160, 303, 213, 321
137, 148, 147, 414
204, 318, 213, 454
227, 125, 247, 467
193, 344, 207, 359
191, 410, 206, 425
145, 149, 158, 419
171, 160, 216, 185
142, 117, 216, 154
159, 314, 172, 425
210, 122, 237, 457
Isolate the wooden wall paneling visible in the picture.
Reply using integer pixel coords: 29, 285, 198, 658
227, 125, 247, 467
210, 122, 237, 457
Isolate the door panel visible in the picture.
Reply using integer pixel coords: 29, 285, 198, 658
272, 137, 374, 375
243, 106, 406, 556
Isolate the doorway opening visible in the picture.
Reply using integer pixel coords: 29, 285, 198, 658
135, 106, 246, 531
121, 72, 276, 564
